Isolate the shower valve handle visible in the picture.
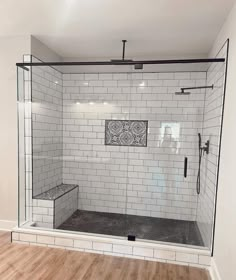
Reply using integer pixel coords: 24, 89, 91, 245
201, 140, 210, 155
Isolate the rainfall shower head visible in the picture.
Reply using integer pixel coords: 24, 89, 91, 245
134, 63, 143, 70
175, 84, 214, 95
110, 40, 143, 70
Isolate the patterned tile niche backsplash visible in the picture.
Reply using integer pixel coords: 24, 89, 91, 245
105, 120, 148, 147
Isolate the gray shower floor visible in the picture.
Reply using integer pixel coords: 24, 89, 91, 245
58, 210, 204, 247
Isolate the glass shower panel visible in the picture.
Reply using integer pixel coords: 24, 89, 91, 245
31, 58, 64, 229
57, 65, 133, 238
17, 67, 26, 226
31, 61, 63, 198
126, 71, 206, 246
17, 59, 32, 227
196, 52, 227, 250
17, 63, 32, 227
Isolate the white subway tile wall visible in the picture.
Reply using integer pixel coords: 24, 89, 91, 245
54, 187, 78, 228
196, 46, 227, 247
32, 187, 78, 229
32, 199, 54, 228
62, 72, 206, 220
32, 62, 63, 197
11, 229, 211, 268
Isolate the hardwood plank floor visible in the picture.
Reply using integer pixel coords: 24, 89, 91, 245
0, 231, 210, 280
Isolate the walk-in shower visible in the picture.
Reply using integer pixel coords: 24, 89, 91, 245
16, 40, 229, 255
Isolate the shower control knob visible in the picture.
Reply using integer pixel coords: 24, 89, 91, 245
203, 140, 210, 155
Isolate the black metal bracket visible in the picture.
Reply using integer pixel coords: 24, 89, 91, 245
122, 40, 127, 60
18, 65, 30, 71
128, 235, 136, 241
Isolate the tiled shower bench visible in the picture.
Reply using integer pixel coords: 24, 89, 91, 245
32, 184, 78, 229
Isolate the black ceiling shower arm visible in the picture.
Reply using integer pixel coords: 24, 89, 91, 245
122, 40, 127, 60
121, 40, 143, 69
110, 39, 133, 63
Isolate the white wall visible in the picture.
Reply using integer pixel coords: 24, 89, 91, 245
208, 2, 236, 280
0, 36, 31, 228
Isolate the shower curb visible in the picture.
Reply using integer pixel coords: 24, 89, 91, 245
12, 227, 211, 269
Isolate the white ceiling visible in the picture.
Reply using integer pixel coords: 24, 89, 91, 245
0, 0, 235, 59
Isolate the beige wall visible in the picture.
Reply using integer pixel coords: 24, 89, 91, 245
209, 2, 236, 280
31, 35, 62, 62
0, 36, 31, 227
0, 36, 61, 229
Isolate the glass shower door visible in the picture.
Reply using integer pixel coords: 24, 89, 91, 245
125, 72, 162, 241
125, 70, 204, 247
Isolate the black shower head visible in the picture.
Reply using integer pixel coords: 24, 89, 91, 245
175, 90, 191, 95
175, 84, 214, 95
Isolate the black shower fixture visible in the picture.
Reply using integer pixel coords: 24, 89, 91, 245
175, 84, 214, 95
134, 63, 143, 70
110, 40, 133, 63
196, 133, 210, 195
110, 40, 143, 70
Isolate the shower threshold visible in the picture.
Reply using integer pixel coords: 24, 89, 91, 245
58, 210, 204, 247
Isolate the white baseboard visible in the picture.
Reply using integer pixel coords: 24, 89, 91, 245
0, 220, 17, 231
209, 258, 221, 280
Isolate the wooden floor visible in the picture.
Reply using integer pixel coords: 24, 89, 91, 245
0, 231, 210, 280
